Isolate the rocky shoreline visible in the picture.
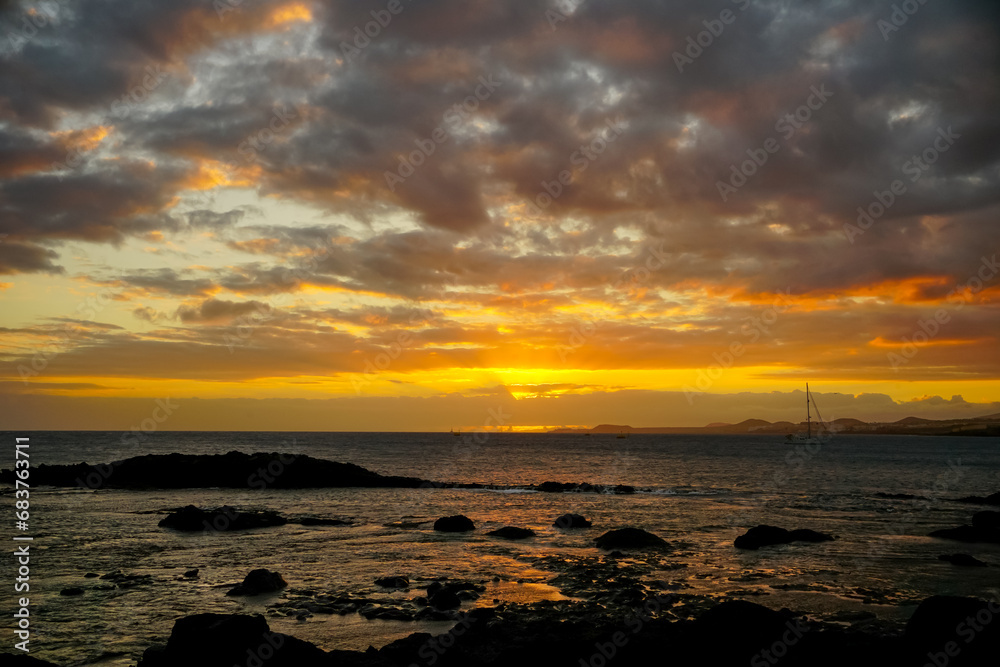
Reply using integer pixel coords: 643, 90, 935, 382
12, 517, 999, 666
5, 458, 999, 666
0, 452, 428, 489
10, 592, 999, 666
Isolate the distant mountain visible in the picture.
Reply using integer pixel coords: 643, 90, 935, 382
893, 416, 934, 425
548, 414, 1000, 437
831, 418, 867, 427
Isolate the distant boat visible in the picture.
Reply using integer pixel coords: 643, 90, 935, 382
450, 428, 461, 437
616, 429, 630, 439
787, 383, 823, 444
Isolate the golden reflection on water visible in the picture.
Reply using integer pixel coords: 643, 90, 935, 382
479, 580, 574, 605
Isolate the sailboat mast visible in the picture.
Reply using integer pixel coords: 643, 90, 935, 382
806, 383, 811, 438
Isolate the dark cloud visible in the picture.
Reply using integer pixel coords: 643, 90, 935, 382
0, 126, 66, 177
114, 268, 217, 297
0, 240, 63, 274
0, 159, 187, 243
176, 298, 270, 323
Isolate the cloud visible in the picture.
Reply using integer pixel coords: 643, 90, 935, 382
0, 0, 997, 419
0, 241, 63, 275
176, 298, 270, 323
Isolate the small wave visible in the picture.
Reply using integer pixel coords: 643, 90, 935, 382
474, 488, 539, 494
638, 488, 728, 497
456, 485, 728, 496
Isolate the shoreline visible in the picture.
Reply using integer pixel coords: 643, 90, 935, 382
4, 447, 998, 665
9, 591, 999, 666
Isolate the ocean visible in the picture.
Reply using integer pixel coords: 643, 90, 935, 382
2, 431, 999, 666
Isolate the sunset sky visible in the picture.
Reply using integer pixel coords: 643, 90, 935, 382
1, 0, 998, 430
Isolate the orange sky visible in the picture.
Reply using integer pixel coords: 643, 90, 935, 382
1, 0, 998, 430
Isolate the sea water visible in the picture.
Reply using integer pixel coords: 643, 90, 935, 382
2, 431, 998, 665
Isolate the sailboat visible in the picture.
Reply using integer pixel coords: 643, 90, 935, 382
788, 383, 823, 444
616, 428, 630, 439
450, 427, 461, 437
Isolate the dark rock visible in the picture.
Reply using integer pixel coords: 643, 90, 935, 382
158, 505, 287, 532
929, 525, 1000, 544
688, 600, 802, 664
486, 526, 535, 539
594, 527, 669, 550
734, 525, 834, 550
427, 581, 484, 595
84, 572, 100, 578
374, 575, 409, 588
433, 515, 475, 532
972, 510, 1000, 529
129, 593, 993, 667
695, 599, 787, 641
938, 554, 988, 567
0, 451, 430, 489
226, 569, 287, 596
424, 581, 484, 611
135, 613, 328, 667
538, 481, 573, 492
428, 589, 462, 610
183, 569, 200, 578
60, 587, 84, 596
955, 491, 1000, 506
378, 633, 434, 663
905, 596, 1000, 664
553, 513, 591, 528
537, 481, 636, 494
